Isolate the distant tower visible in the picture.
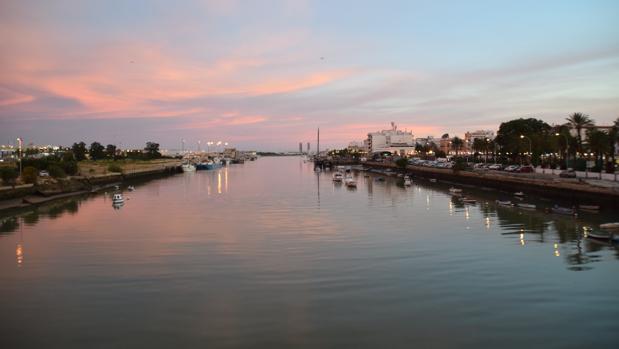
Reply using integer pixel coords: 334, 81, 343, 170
306, 142, 310, 154
299, 142, 303, 153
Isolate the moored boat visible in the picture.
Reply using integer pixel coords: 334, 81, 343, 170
496, 200, 513, 206
449, 187, 462, 194
332, 172, 343, 182
429, 178, 437, 183
404, 178, 412, 186
344, 175, 357, 188
182, 163, 196, 172
514, 192, 525, 197
461, 197, 476, 204
516, 203, 536, 210
550, 205, 577, 216
579, 205, 600, 211
112, 193, 124, 204
600, 222, 619, 230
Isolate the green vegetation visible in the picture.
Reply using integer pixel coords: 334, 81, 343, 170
395, 158, 408, 170
89, 142, 106, 160
0, 167, 18, 186
71, 142, 87, 161
47, 164, 67, 178
22, 166, 38, 184
107, 164, 123, 173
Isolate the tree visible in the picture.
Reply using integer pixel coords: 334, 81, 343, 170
106, 144, 117, 159
586, 129, 609, 172
22, 166, 38, 184
608, 117, 619, 173
71, 142, 87, 161
0, 167, 18, 186
89, 142, 106, 160
495, 118, 551, 164
395, 157, 408, 170
566, 112, 593, 153
472, 138, 485, 161
47, 164, 67, 178
144, 142, 161, 159
452, 137, 464, 156
62, 150, 75, 162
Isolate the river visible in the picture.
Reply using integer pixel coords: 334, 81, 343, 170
1, 156, 618, 348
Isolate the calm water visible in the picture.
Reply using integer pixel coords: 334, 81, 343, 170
1, 157, 618, 348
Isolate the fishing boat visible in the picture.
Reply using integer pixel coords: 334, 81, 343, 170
516, 203, 536, 210
496, 200, 513, 206
587, 231, 619, 242
600, 222, 619, 230
449, 187, 462, 194
579, 205, 600, 211
112, 193, 124, 204
550, 205, 577, 216
332, 172, 343, 182
205, 159, 222, 170
344, 175, 357, 188
181, 163, 196, 172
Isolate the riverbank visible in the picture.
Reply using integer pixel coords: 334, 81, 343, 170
357, 161, 619, 208
0, 159, 181, 213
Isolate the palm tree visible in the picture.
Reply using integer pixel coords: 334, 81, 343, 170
565, 112, 593, 153
608, 117, 619, 173
587, 129, 609, 172
452, 137, 464, 156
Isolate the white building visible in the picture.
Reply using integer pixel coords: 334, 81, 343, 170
366, 122, 415, 155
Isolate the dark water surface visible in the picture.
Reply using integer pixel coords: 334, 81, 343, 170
1, 157, 618, 348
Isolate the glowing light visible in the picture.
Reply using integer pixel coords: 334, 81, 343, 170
217, 172, 222, 194
16, 244, 23, 266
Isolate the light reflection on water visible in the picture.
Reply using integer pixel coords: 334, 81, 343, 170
0, 156, 618, 348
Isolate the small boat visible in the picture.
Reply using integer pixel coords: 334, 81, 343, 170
600, 222, 619, 230
429, 178, 437, 183
516, 203, 536, 210
587, 231, 619, 242
127, 186, 135, 192
514, 192, 525, 197
550, 205, 577, 216
205, 159, 222, 170
345, 176, 357, 188
579, 205, 600, 211
332, 172, 343, 182
404, 178, 412, 186
112, 193, 124, 204
449, 187, 462, 194
181, 163, 196, 172
496, 200, 513, 206
461, 197, 476, 204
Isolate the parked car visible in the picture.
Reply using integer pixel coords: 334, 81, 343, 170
504, 165, 519, 172
39, 170, 50, 177
517, 165, 534, 173
559, 170, 576, 178
488, 164, 503, 170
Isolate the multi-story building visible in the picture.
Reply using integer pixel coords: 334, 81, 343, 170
366, 122, 415, 156
464, 130, 495, 149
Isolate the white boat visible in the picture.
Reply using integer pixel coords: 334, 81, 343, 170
461, 197, 476, 204
429, 178, 437, 183
344, 175, 357, 188
404, 178, 412, 186
516, 203, 536, 210
449, 187, 462, 194
112, 193, 124, 204
182, 163, 196, 172
514, 192, 525, 197
496, 200, 513, 206
332, 172, 343, 182
127, 186, 135, 192
600, 222, 619, 230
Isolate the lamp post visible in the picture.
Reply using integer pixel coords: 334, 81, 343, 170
16, 137, 23, 177
520, 135, 532, 165
555, 132, 569, 170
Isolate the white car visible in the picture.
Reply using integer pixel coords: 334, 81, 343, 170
488, 164, 502, 170
39, 170, 50, 177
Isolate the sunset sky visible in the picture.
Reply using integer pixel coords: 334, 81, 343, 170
1, 0, 618, 151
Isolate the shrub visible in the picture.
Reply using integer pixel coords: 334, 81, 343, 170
0, 167, 18, 186
108, 164, 123, 173
48, 165, 67, 178
22, 166, 38, 184
63, 161, 78, 176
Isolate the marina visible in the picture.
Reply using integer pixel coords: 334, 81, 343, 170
1, 156, 618, 348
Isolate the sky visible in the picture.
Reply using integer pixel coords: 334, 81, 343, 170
1, 0, 618, 151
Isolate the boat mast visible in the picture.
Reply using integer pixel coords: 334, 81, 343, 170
317, 128, 320, 156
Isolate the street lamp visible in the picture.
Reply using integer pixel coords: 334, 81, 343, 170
520, 135, 532, 165
16, 137, 23, 177
555, 132, 569, 170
